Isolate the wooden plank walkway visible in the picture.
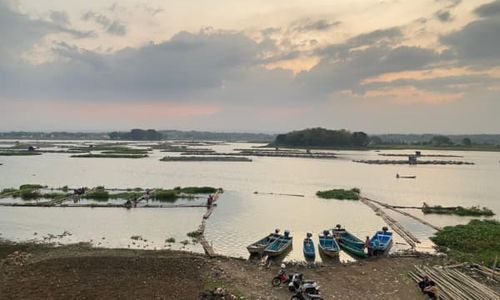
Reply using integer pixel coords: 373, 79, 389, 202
360, 197, 420, 248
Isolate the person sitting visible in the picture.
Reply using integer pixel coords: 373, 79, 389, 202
418, 275, 430, 292
423, 281, 438, 300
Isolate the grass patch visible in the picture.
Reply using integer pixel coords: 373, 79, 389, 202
187, 231, 202, 238
71, 153, 148, 159
153, 189, 179, 202
423, 204, 495, 216
19, 184, 45, 190
160, 156, 251, 162
82, 187, 110, 201
316, 188, 360, 200
431, 220, 500, 266
0, 151, 42, 156
174, 186, 218, 194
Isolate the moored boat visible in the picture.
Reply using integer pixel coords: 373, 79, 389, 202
303, 232, 315, 259
333, 226, 368, 258
247, 229, 281, 255
318, 230, 340, 257
368, 227, 393, 255
265, 230, 293, 257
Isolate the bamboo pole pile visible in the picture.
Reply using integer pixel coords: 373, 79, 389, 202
360, 197, 420, 248
409, 265, 500, 300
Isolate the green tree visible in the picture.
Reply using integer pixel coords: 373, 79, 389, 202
462, 137, 472, 146
430, 135, 453, 146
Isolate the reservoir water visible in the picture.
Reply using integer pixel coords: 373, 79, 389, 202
1, 141, 499, 262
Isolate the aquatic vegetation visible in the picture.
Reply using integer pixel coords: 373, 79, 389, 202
187, 231, 202, 238
422, 204, 495, 216
71, 153, 148, 158
19, 184, 45, 190
160, 156, 251, 162
153, 189, 178, 202
82, 188, 110, 201
316, 188, 360, 200
0, 151, 42, 156
174, 186, 218, 194
431, 220, 500, 266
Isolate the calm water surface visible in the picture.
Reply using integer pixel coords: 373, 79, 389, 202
0, 142, 499, 262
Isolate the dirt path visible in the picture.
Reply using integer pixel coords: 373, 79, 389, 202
0, 242, 450, 299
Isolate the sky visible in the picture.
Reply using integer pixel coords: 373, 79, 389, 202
0, 0, 499, 133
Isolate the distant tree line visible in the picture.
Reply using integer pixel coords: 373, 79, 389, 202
274, 128, 370, 147
109, 129, 163, 140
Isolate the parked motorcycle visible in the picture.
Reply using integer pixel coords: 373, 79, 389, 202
290, 285, 323, 300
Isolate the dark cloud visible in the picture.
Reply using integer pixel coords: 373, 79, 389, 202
474, 0, 500, 18
435, 10, 453, 22
440, 16, 500, 63
82, 11, 127, 36
49, 11, 69, 26
292, 18, 341, 32
0, 1, 90, 65
107, 20, 127, 36
301, 44, 441, 96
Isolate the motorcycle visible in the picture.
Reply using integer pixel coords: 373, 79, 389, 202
290, 285, 323, 300
271, 272, 291, 287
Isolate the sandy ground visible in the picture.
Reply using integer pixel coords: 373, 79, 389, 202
0, 242, 471, 300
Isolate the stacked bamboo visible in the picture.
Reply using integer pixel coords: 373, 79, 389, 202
409, 265, 500, 300
360, 197, 420, 248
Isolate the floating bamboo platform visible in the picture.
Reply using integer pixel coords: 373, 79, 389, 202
363, 198, 442, 231
360, 197, 420, 248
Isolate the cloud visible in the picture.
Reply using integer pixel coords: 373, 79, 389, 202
107, 20, 127, 36
440, 8, 500, 63
474, 0, 500, 18
82, 11, 127, 36
435, 10, 453, 22
49, 11, 69, 26
292, 18, 341, 32
436, 0, 462, 9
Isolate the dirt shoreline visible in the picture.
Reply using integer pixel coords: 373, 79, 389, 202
0, 241, 492, 299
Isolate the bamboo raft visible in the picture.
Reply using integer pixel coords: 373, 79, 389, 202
360, 198, 420, 248
364, 198, 442, 231
409, 265, 500, 300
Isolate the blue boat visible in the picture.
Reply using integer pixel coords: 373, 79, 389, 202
265, 230, 293, 257
318, 230, 340, 257
368, 227, 393, 255
303, 233, 315, 259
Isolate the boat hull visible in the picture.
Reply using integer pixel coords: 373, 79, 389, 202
265, 236, 293, 257
247, 234, 279, 255
303, 238, 315, 259
318, 234, 340, 257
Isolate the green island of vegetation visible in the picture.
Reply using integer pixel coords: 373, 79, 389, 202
431, 220, 500, 266
0, 151, 42, 156
0, 185, 220, 202
0, 184, 68, 200
160, 156, 252, 162
422, 204, 495, 216
316, 188, 361, 200
71, 153, 148, 159
270, 127, 500, 151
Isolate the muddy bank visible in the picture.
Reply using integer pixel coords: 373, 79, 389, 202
0, 241, 459, 300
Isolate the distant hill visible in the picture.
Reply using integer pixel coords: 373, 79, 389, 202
374, 134, 500, 145
0, 130, 275, 142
